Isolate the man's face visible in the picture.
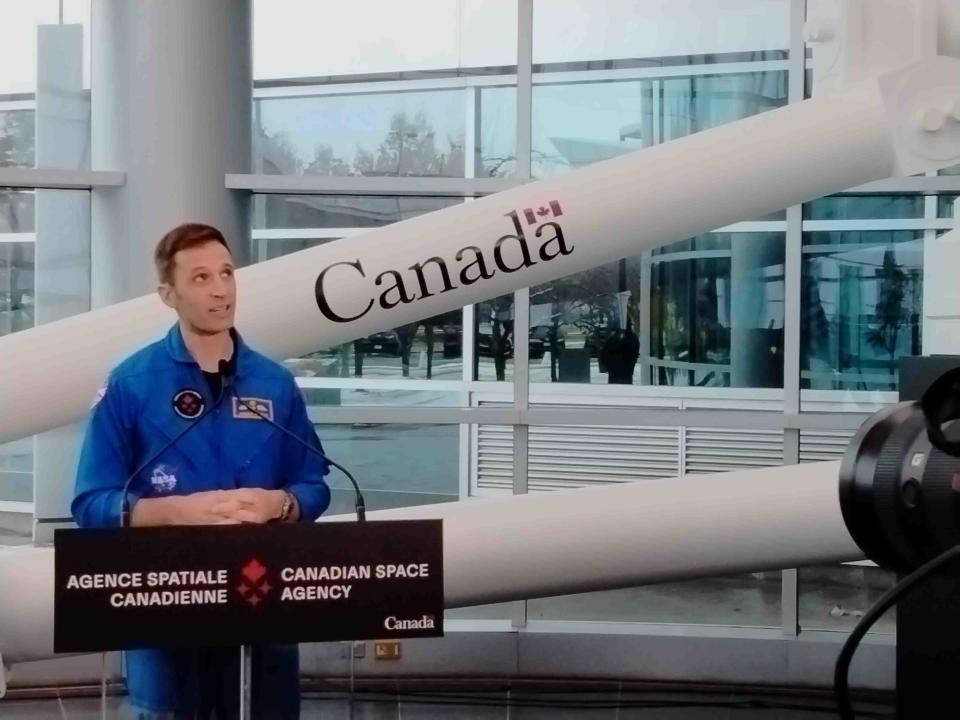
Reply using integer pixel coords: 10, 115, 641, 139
158, 241, 236, 334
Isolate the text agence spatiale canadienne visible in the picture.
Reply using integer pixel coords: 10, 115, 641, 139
66, 564, 432, 590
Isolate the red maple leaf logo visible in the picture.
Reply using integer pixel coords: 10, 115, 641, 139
242, 559, 267, 583
237, 559, 271, 607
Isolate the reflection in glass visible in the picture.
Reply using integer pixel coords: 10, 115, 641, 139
531, 70, 787, 179
476, 86, 517, 178
660, 71, 788, 140
529, 572, 781, 628
255, 85, 517, 179
253, 195, 459, 231
252, 197, 463, 383
0, 438, 32, 504
801, 231, 923, 392
1, 189, 90, 510
799, 563, 895, 634
315, 423, 459, 514
529, 233, 784, 388
939, 195, 957, 219
804, 195, 925, 220
653, 234, 784, 389
0, 110, 35, 168
0, 240, 34, 336
0, 191, 36, 336
0, 189, 35, 232
475, 293, 514, 381
532, 0, 790, 65
303, 389, 461, 408
286, 312, 462, 384
255, 93, 462, 177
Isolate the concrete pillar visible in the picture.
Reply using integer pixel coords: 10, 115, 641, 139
33, 24, 91, 539
91, 0, 252, 307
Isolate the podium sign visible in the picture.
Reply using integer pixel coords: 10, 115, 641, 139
54, 520, 443, 653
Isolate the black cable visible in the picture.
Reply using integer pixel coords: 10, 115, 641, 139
119, 374, 232, 527
227, 385, 366, 521
834, 543, 960, 720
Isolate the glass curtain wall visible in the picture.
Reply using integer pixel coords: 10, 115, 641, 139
5, 0, 959, 644
1, 1, 92, 526
246, 0, 960, 636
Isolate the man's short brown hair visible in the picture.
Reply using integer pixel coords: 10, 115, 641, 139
154, 223, 231, 284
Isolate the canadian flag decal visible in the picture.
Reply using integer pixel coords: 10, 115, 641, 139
522, 200, 563, 225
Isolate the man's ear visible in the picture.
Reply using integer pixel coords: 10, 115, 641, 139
157, 283, 177, 309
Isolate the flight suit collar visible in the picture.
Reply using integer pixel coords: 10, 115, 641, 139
164, 323, 253, 379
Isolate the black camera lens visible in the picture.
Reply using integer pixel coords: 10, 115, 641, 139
839, 369, 960, 574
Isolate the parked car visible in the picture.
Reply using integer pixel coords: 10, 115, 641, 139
477, 329, 512, 358
529, 324, 565, 360
358, 330, 401, 356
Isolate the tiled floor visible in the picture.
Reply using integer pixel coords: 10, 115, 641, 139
0, 689, 895, 719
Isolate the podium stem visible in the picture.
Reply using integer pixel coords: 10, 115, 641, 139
239, 645, 253, 720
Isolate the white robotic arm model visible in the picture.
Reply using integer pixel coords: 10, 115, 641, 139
0, 0, 958, 677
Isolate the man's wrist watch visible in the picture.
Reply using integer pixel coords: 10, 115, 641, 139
276, 491, 295, 522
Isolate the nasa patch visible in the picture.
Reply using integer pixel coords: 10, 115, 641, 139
150, 464, 177, 493
172, 389, 204, 419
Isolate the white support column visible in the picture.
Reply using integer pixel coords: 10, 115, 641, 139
923, 198, 960, 353
90, 0, 252, 307
33, 24, 91, 539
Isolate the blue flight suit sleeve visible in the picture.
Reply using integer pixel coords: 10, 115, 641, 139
72, 376, 138, 529
281, 383, 331, 521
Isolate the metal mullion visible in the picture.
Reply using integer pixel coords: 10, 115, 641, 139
513, 287, 530, 498
533, 59, 790, 86
510, 0, 534, 632
465, 86, 479, 180
461, 297, 476, 500
225, 174, 518, 196
782, 426, 802, 637
253, 73, 517, 100
513, 0, 534, 498
803, 219, 953, 231
782, 0, 806, 639
846, 176, 960, 194
515, 0, 533, 183
0, 168, 124, 189
784, 203, 803, 417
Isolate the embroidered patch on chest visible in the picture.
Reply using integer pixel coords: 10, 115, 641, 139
232, 396, 274, 421
172, 389, 205, 419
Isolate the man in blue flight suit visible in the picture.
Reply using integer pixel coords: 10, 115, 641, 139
73, 222, 331, 719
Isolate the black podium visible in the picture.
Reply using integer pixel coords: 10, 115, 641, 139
54, 520, 444, 716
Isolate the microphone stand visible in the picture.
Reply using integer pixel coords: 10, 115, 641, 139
224, 363, 364, 719
240, 644, 253, 720
225, 382, 366, 522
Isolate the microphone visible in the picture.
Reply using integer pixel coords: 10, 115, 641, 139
118, 363, 233, 527
220, 360, 366, 522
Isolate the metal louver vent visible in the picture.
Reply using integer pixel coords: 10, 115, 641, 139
799, 429, 856, 463
475, 423, 680, 493
683, 427, 784, 475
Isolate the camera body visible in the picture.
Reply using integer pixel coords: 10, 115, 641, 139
839, 358, 960, 573
841, 356, 960, 718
